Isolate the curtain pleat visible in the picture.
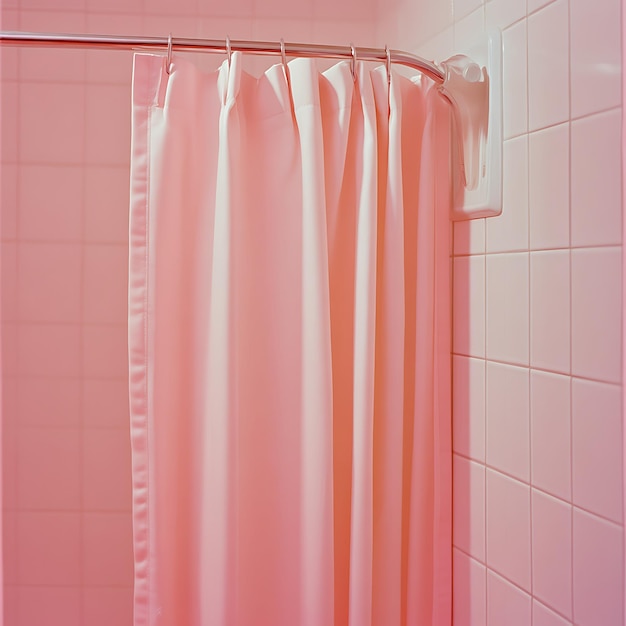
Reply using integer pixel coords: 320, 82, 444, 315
129, 51, 451, 626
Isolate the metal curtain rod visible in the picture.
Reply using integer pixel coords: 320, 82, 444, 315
0, 31, 446, 83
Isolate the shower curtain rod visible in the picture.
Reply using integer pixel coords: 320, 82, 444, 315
0, 30, 446, 83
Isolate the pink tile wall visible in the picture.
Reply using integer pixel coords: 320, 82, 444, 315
1, 1, 376, 624
377, 0, 624, 623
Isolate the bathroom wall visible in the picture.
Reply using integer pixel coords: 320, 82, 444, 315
0, 1, 376, 624
375, 0, 624, 624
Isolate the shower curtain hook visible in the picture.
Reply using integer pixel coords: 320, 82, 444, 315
165, 32, 173, 74
225, 35, 232, 66
385, 44, 392, 86
350, 43, 357, 82
280, 38, 287, 69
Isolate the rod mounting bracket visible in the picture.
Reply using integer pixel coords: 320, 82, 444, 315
439, 29, 503, 220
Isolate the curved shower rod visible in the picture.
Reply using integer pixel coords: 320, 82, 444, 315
0, 30, 447, 83
0, 29, 503, 220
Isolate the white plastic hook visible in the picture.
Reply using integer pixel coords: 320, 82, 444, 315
165, 32, 173, 74
385, 44, 392, 86
225, 35, 232, 66
280, 38, 291, 87
350, 43, 357, 82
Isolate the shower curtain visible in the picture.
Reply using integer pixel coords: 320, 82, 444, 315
128, 51, 451, 626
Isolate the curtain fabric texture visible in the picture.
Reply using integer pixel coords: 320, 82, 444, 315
128, 51, 452, 626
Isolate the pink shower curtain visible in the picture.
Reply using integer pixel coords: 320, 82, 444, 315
128, 51, 451, 626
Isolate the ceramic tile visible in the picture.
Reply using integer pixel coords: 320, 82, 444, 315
84, 166, 131, 243
453, 255, 485, 358
453, 549, 487, 626
571, 110, 622, 248
486, 0, 526, 31
454, 6, 485, 51
18, 587, 81, 626
2, 242, 17, 321
453, 455, 485, 561
454, 218, 486, 256
1, 81, 18, 164
572, 378, 623, 523
18, 243, 82, 323
83, 379, 130, 427
487, 570, 532, 626
573, 509, 623, 626
486, 362, 530, 481
19, 165, 83, 241
18, 427, 81, 510
530, 250, 569, 373
83, 324, 128, 378
530, 371, 571, 501
18, 12, 86, 83
1, 163, 18, 239
85, 84, 132, 166
83, 587, 134, 626
486, 136, 528, 253
528, 123, 569, 250
501, 20, 527, 139
17, 512, 81, 585
83, 428, 133, 511
486, 469, 531, 591
532, 490, 572, 618
18, 324, 81, 377
83, 244, 129, 324
17, 377, 82, 427
533, 601, 571, 626
19, 83, 85, 164
453, 355, 486, 461
571, 247, 621, 384
527, 0, 569, 131
486, 252, 529, 366
83, 512, 134, 585
570, 0, 621, 118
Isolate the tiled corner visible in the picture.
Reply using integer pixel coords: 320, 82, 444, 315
453, 355, 486, 462
453, 255, 485, 358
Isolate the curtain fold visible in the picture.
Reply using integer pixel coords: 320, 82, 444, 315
129, 51, 452, 626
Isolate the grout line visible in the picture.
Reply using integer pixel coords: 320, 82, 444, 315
566, 0, 575, 617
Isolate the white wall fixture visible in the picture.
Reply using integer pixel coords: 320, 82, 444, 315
439, 30, 503, 220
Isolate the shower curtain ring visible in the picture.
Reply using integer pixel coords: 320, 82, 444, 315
385, 44, 392, 86
350, 43, 357, 82
280, 38, 287, 69
225, 35, 232, 66
166, 32, 173, 74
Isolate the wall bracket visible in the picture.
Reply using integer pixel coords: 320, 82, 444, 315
439, 29, 503, 220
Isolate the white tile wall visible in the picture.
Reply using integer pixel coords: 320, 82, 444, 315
376, 0, 624, 622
